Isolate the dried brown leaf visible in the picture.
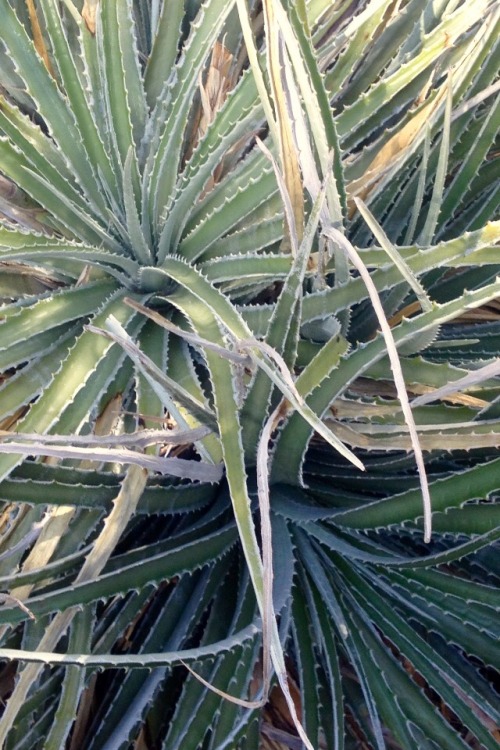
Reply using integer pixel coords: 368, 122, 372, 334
82, 0, 99, 35
347, 91, 447, 216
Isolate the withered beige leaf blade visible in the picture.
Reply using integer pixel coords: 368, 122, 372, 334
82, 0, 99, 34
324, 225, 433, 543
0, 441, 223, 481
411, 359, 500, 407
262, 0, 304, 247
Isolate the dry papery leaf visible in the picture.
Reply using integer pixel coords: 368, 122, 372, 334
82, 0, 99, 35
347, 88, 447, 216
25, 0, 54, 74
186, 41, 234, 171
199, 41, 234, 136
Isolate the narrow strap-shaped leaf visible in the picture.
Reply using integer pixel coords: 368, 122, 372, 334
94, 565, 236, 750
145, 0, 236, 233
336, 0, 491, 143
419, 76, 453, 245
275, 0, 346, 225
200, 252, 290, 284
242, 168, 327, 456
295, 540, 386, 750
0, 523, 238, 627
322, 0, 394, 103
0, 321, 80, 372
0, 463, 149, 744
0, 138, 120, 250
0, 468, 215, 520
335, 558, 487, 749
0, 244, 138, 284
0, 621, 260, 669
403, 124, 431, 244
396, 565, 500, 611
199, 214, 283, 262
301, 577, 345, 750
165, 573, 258, 750
0, 280, 115, 352
331, 0, 422, 108
151, 262, 313, 747
157, 78, 262, 259
178, 148, 277, 262
335, 455, 500, 531
0, 0, 109, 216
355, 197, 432, 312
144, 0, 184, 108
291, 583, 322, 748
43, 606, 94, 750
39, 0, 119, 204
97, 0, 146, 169
0, 438, 222, 482
379, 568, 500, 669
0, 334, 79, 423
0, 289, 130, 483
273, 277, 500, 486
122, 149, 153, 264
163, 284, 266, 627
236, 0, 278, 142
0, 97, 88, 211
262, 0, 304, 244
141, 262, 362, 476
439, 92, 500, 234
93, 313, 218, 431
298, 227, 500, 337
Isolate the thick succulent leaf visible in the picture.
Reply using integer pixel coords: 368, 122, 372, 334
0, 0, 109, 217
0, 279, 115, 352
336, 0, 493, 146
273, 277, 500, 481
291, 582, 328, 749
145, 0, 237, 233
0, 1, 498, 746
163, 569, 258, 750
98, 313, 219, 434
200, 252, 290, 285
0, 334, 79, 421
150, 260, 315, 747
0, 97, 86, 208
275, 0, 346, 225
157, 77, 263, 260
178, 148, 278, 262
0, 464, 217, 517
0, 522, 238, 627
0, 137, 119, 247
101, 0, 147, 159
295, 540, 386, 749
303, 222, 500, 323
86, 566, 226, 749
38, 0, 118, 203
438, 92, 500, 235
144, 0, 184, 107
350, 563, 500, 731
242, 173, 327, 456
380, 567, 500, 669
43, 606, 94, 750
0, 289, 135, 482
338, 598, 474, 750
0, 320, 78, 372
335, 456, 500, 530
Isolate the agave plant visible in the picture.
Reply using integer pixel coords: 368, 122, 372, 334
0, 0, 499, 748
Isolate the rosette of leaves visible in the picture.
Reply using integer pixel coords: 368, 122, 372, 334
0, 1, 499, 749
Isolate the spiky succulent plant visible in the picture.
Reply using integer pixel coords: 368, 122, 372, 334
0, 0, 499, 748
